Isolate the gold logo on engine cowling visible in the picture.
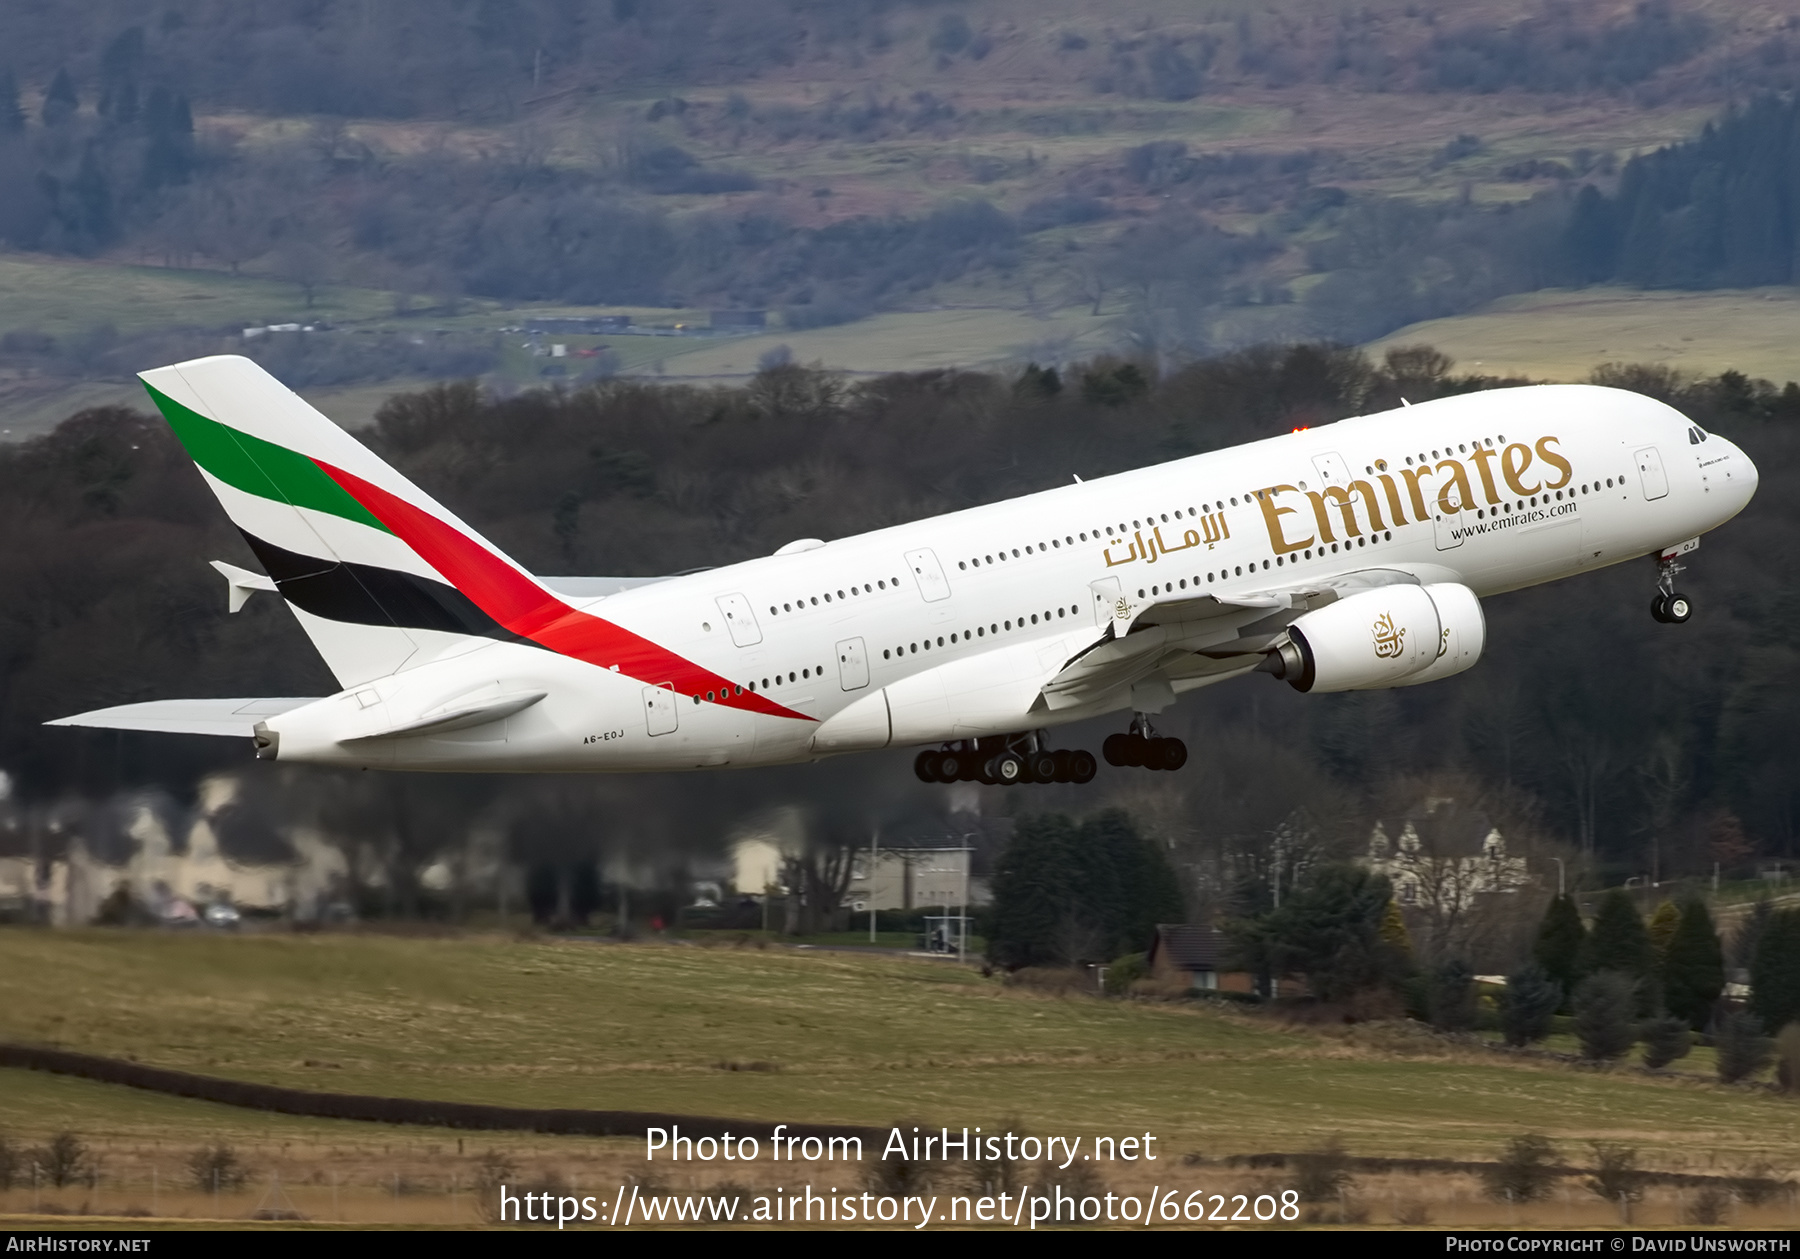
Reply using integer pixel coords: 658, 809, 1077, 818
1372, 612, 1405, 658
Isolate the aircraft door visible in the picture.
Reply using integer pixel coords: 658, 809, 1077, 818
1311, 451, 1352, 488
715, 593, 763, 646
643, 684, 678, 736
904, 548, 952, 602
836, 637, 870, 691
1433, 503, 1465, 550
1090, 576, 1124, 628
1635, 447, 1669, 500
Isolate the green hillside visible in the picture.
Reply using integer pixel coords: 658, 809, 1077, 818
0, 930, 1790, 1170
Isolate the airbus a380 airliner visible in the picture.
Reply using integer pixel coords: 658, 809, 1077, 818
52, 355, 1756, 786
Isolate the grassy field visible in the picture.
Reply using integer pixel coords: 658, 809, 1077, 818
0, 929, 1794, 1176
0, 255, 398, 338
646, 307, 1121, 379
1369, 287, 1800, 384
0, 377, 440, 442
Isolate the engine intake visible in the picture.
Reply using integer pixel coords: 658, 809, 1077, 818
1260, 582, 1484, 693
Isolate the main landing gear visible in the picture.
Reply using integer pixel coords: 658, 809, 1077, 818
914, 734, 1097, 785
1650, 546, 1694, 624
1102, 716, 1188, 772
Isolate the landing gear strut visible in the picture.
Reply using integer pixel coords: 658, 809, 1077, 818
913, 734, 1097, 786
1102, 715, 1188, 772
1650, 546, 1694, 624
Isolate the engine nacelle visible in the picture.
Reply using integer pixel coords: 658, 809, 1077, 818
1395, 582, 1485, 688
1261, 583, 1483, 693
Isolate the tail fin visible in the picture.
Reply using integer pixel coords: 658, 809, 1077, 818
142, 355, 547, 688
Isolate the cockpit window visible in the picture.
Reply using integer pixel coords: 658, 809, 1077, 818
1688, 425, 1709, 444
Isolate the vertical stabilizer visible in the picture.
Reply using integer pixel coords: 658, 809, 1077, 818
142, 355, 542, 687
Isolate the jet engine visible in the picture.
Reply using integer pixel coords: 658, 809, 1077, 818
1260, 582, 1484, 693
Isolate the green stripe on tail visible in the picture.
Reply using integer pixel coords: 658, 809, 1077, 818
143, 381, 391, 533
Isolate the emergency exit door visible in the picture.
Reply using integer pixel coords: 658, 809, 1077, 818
1635, 447, 1669, 500
642, 684, 678, 736
836, 637, 869, 690
904, 549, 952, 602
715, 593, 763, 646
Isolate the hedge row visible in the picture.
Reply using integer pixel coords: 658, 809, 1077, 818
0, 1042, 880, 1143
1222, 1151, 1782, 1192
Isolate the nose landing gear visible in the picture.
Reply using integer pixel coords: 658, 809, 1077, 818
1102, 716, 1188, 772
1650, 543, 1696, 624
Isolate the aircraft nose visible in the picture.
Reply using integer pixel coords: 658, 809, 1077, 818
1723, 437, 1758, 510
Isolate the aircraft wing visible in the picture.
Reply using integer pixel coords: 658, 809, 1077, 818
45, 698, 320, 738
1040, 567, 1429, 711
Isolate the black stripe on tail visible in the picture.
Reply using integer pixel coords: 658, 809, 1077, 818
239, 530, 529, 644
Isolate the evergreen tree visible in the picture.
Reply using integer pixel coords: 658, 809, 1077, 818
1594, 94, 1800, 290
68, 144, 114, 249
1499, 962, 1562, 1046
1639, 1015, 1691, 1069
1661, 898, 1724, 1029
1427, 958, 1476, 1031
1582, 890, 1656, 1010
40, 67, 77, 126
1561, 184, 1617, 283
988, 810, 1182, 968
1715, 1009, 1773, 1083
1572, 971, 1638, 1061
1229, 864, 1406, 1002
0, 69, 24, 134
989, 813, 1082, 968
1532, 894, 1586, 1002
141, 86, 194, 188
1749, 909, 1800, 1034
1076, 808, 1185, 959
97, 27, 144, 123
1647, 900, 1680, 960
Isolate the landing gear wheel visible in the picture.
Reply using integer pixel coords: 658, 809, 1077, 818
1102, 733, 1130, 767
1050, 749, 1073, 783
1650, 594, 1670, 623
1122, 733, 1149, 767
1068, 749, 1098, 783
988, 752, 1025, 785
1027, 751, 1059, 784
1156, 738, 1189, 772
932, 751, 963, 782
1664, 591, 1693, 623
914, 750, 939, 782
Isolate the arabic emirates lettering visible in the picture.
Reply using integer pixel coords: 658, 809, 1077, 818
1372, 612, 1406, 658
1102, 514, 1228, 568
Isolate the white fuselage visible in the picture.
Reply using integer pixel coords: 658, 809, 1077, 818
264, 384, 1756, 771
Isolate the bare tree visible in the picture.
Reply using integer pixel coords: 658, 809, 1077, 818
1373, 776, 1533, 965
270, 237, 332, 308
1637, 736, 1687, 885
1555, 726, 1614, 860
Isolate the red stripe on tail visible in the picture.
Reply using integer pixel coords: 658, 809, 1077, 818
313, 460, 813, 722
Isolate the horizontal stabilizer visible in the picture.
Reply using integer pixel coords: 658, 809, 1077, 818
46, 697, 319, 737
343, 690, 547, 741
536, 575, 670, 599
211, 560, 278, 613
